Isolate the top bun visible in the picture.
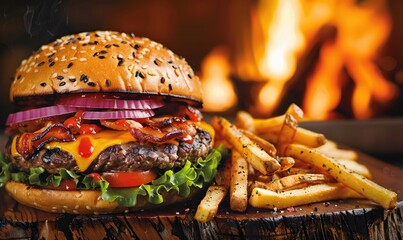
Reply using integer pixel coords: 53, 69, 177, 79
10, 31, 203, 105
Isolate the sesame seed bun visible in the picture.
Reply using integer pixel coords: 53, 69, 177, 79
10, 31, 203, 105
5, 180, 197, 214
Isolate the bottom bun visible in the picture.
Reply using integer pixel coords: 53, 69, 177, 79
5, 181, 198, 214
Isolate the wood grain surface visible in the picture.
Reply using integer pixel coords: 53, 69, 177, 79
0, 151, 402, 239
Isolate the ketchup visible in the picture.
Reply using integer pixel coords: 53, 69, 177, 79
64, 111, 101, 135
78, 137, 94, 158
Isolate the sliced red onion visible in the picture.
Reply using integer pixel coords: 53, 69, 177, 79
82, 109, 155, 120
6, 105, 77, 125
58, 97, 164, 109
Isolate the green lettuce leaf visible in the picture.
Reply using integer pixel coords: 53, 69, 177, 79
0, 146, 226, 208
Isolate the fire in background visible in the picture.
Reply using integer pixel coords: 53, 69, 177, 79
201, 0, 400, 119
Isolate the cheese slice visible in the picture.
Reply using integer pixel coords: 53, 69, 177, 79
45, 130, 135, 172
10, 120, 215, 173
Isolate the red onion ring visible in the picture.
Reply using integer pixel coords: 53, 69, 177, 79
82, 109, 155, 120
6, 105, 77, 125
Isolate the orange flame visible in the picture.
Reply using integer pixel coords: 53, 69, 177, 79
200, 47, 237, 112
234, 0, 398, 119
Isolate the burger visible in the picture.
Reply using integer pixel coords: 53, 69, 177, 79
0, 31, 223, 214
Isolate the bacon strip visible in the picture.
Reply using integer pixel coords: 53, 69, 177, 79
16, 123, 75, 159
129, 117, 197, 144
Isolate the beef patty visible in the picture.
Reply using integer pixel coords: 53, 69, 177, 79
8, 129, 212, 174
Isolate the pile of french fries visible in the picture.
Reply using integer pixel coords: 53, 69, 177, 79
194, 104, 397, 223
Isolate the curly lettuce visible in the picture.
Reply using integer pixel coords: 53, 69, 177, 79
0, 146, 226, 207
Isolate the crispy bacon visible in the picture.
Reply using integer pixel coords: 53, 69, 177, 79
129, 117, 197, 144
16, 123, 75, 159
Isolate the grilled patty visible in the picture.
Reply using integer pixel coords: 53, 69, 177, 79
8, 129, 212, 174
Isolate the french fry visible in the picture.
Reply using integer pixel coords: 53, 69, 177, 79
240, 129, 277, 157
212, 116, 281, 174
249, 183, 363, 209
277, 113, 298, 146
280, 144, 397, 209
293, 127, 327, 148
194, 185, 228, 223
253, 116, 284, 134
235, 111, 256, 132
257, 173, 333, 191
336, 159, 371, 178
286, 103, 304, 121
230, 151, 249, 212
276, 157, 295, 172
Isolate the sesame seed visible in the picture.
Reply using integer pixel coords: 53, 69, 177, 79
153, 60, 159, 66
69, 78, 76, 83
71, 46, 77, 50
134, 44, 140, 50
169, 84, 173, 91
172, 65, 177, 69
70, 57, 77, 60
93, 52, 99, 57
105, 79, 111, 87
142, 65, 148, 69
40, 82, 46, 87
80, 74, 88, 83
38, 61, 45, 67
59, 81, 66, 86
132, 52, 136, 58
17, 75, 21, 80
134, 59, 140, 63
49, 61, 55, 67
130, 33, 135, 38
105, 44, 111, 48
79, 58, 87, 62
139, 72, 145, 79
118, 60, 124, 66
67, 62, 73, 68
113, 43, 119, 47
98, 56, 105, 59
63, 69, 68, 73
168, 60, 173, 64
148, 70, 156, 76
34, 69, 39, 73
100, 50, 107, 54
121, 41, 127, 44
187, 74, 192, 79
160, 77, 165, 83
51, 73, 58, 78
57, 75, 64, 80
174, 69, 180, 77
87, 82, 96, 87
47, 52, 55, 58
135, 71, 139, 77
117, 54, 123, 60
91, 46, 96, 50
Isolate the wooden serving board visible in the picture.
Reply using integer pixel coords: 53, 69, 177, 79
1, 152, 402, 239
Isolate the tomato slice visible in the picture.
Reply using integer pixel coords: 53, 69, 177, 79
102, 170, 157, 188
43, 179, 77, 190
